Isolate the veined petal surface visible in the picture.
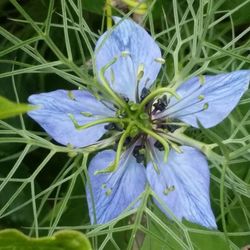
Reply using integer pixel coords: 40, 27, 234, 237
86, 150, 147, 224
95, 17, 162, 102
146, 146, 217, 229
28, 90, 115, 147
156, 70, 250, 128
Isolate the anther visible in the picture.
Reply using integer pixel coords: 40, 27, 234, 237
154, 141, 164, 151
104, 123, 116, 130
198, 75, 205, 85
121, 50, 130, 57
122, 96, 129, 103
80, 112, 93, 117
140, 87, 150, 101
154, 57, 165, 64
124, 136, 132, 146
137, 64, 144, 80
153, 95, 169, 112
198, 95, 205, 101
67, 91, 76, 100
104, 122, 123, 131
105, 188, 112, 196
132, 145, 146, 163
157, 123, 179, 133
163, 185, 175, 195
203, 103, 209, 110
114, 136, 132, 151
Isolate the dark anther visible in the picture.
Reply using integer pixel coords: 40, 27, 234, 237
153, 95, 169, 112
113, 140, 119, 151
135, 154, 145, 163
122, 96, 129, 103
104, 123, 116, 130
113, 136, 132, 151
132, 145, 146, 163
124, 136, 132, 146
104, 123, 123, 131
157, 123, 179, 133
154, 141, 164, 151
167, 124, 179, 133
140, 87, 150, 101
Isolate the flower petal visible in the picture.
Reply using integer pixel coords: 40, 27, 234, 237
146, 146, 217, 229
86, 149, 147, 224
28, 90, 115, 147
95, 17, 162, 102
156, 70, 250, 128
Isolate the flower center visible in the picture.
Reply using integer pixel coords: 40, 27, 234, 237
68, 87, 182, 174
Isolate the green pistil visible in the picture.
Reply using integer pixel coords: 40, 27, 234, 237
94, 123, 134, 175
135, 122, 169, 162
68, 114, 128, 130
99, 57, 127, 109
138, 87, 180, 114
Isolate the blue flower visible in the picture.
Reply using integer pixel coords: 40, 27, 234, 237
28, 17, 250, 229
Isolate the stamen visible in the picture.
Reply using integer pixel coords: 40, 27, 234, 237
174, 104, 209, 119
104, 123, 116, 130
67, 91, 76, 100
198, 75, 206, 85
80, 112, 93, 117
154, 57, 165, 64
203, 103, 209, 110
161, 96, 207, 119
146, 141, 160, 173
156, 123, 179, 133
121, 50, 130, 57
132, 144, 146, 163
163, 185, 175, 195
137, 64, 144, 81
198, 95, 205, 100
135, 64, 145, 102
153, 95, 169, 112
138, 87, 180, 114
105, 188, 112, 196
154, 141, 164, 151
110, 68, 115, 84
168, 141, 183, 153
140, 87, 150, 101
158, 83, 204, 118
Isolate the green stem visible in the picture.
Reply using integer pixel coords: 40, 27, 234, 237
170, 129, 213, 157
105, 0, 112, 29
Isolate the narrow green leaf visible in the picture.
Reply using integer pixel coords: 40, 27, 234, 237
0, 229, 92, 250
0, 96, 35, 119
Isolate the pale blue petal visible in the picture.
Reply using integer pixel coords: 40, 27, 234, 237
86, 149, 147, 224
95, 17, 162, 102
28, 90, 115, 147
146, 146, 217, 229
156, 70, 250, 128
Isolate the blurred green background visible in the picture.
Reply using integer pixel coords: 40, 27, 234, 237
0, 0, 250, 249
